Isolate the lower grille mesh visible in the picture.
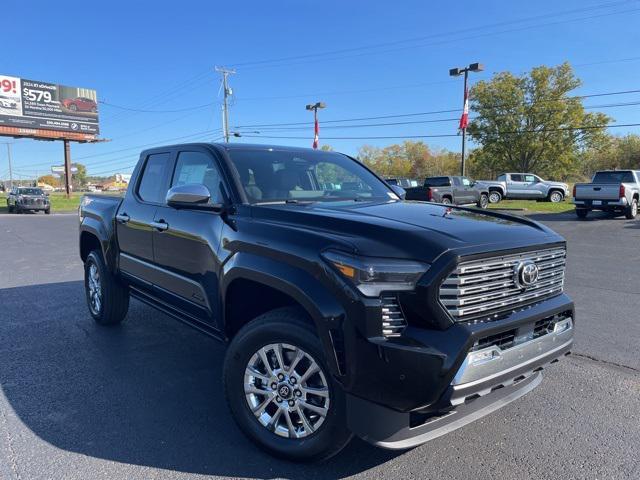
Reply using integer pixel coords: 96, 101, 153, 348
381, 295, 407, 337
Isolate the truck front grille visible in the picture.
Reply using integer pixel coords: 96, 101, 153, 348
439, 247, 566, 321
381, 294, 407, 337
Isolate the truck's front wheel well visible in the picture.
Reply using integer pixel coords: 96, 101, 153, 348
80, 231, 101, 263
224, 278, 312, 339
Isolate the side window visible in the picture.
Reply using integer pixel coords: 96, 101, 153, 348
452, 177, 462, 187
138, 152, 172, 203
510, 174, 523, 182
497, 174, 506, 181
462, 177, 472, 187
171, 151, 223, 203
524, 175, 536, 183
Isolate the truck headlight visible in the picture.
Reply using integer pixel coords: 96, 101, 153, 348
321, 250, 429, 297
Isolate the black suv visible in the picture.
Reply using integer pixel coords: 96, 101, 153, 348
79, 143, 574, 461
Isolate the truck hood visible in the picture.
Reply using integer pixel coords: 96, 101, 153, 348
251, 200, 563, 263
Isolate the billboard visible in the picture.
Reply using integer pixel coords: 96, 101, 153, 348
0, 74, 99, 136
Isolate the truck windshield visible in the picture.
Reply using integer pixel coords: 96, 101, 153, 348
17, 188, 43, 195
592, 171, 635, 183
226, 148, 396, 203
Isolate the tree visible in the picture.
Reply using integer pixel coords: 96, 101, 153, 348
357, 141, 459, 179
37, 174, 61, 188
73, 163, 87, 187
467, 63, 610, 180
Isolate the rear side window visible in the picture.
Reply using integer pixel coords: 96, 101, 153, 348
424, 177, 451, 187
510, 174, 524, 182
592, 171, 635, 183
137, 152, 172, 203
171, 151, 223, 203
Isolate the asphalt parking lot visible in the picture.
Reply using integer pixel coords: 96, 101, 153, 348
1, 212, 639, 480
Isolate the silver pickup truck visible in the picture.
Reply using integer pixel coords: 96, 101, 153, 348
573, 170, 640, 219
477, 173, 569, 203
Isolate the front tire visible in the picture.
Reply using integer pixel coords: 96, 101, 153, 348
44, 207, 51, 215
477, 193, 489, 209
625, 198, 638, 219
548, 190, 564, 203
488, 191, 502, 203
84, 250, 129, 325
223, 308, 352, 462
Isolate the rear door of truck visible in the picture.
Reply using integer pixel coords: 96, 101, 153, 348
116, 149, 174, 285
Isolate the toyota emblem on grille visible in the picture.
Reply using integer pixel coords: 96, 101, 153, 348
515, 260, 539, 289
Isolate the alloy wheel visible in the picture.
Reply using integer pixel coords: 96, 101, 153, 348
550, 192, 563, 203
489, 192, 501, 203
87, 263, 102, 315
244, 343, 330, 439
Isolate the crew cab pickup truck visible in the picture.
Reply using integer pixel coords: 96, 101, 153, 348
573, 170, 640, 219
476, 173, 569, 204
79, 143, 574, 461
404, 175, 489, 208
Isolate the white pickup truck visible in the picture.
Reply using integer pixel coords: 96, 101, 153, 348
573, 170, 640, 219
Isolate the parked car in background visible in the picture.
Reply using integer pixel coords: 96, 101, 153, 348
61, 97, 98, 113
385, 178, 419, 188
6, 186, 50, 214
78, 143, 573, 461
476, 173, 569, 203
573, 170, 640, 219
404, 175, 489, 208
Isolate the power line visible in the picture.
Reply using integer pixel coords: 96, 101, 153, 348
233, 89, 640, 128
228, 3, 640, 70
99, 100, 218, 113
237, 122, 640, 141
228, 1, 634, 68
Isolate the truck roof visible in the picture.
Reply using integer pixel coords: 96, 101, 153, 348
141, 142, 330, 155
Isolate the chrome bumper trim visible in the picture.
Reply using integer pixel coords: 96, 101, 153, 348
452, 318, 573, 391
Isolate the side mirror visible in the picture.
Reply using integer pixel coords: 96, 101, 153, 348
390, 185, 406, 200
166, 183, 222, 211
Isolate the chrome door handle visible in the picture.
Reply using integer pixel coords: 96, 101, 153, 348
116, 213, 130, 224
151, 221, 169, 231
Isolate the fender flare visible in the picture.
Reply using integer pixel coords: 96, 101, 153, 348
221, 251, 348, 375
79, 218, 117, 273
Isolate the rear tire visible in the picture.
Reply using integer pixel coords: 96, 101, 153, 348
84, 250, 129, 325
441, 197, 452, 205
477, 193, 489, 209
625, 198, 638, 219
488, 191, 502, 203
223, 307, 352, 462
576, 208, 589, 219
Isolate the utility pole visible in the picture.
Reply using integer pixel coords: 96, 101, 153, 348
64, 139, 72, 198
449, 62, 483, 176
6, 143, 13, 190
215, 66, 236, 143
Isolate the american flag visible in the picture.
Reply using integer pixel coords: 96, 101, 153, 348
312, 115, 319, 149
459, 86, 469, 131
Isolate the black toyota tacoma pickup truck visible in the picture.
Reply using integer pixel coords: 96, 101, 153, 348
404, 175, 490, 208
79, 143, 574, 461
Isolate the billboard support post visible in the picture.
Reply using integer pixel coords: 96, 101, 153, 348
6, 143, 13, 190
63, 139, 72, 198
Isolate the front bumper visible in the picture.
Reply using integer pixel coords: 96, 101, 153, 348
346, 312, 574, 449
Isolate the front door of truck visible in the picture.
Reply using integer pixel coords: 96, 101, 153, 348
151, 147, 226, 327
522, 174, 545, 198
116, 150, 173, 285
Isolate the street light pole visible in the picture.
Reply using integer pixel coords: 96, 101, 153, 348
450, 62, 483, 176
305, 102, 326, 149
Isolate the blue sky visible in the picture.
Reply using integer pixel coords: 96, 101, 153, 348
2, 0, 640, 179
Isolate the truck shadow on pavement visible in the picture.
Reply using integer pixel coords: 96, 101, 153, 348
0, 281, 400, 478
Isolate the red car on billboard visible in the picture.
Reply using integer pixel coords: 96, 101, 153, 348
62, 97, 97, 113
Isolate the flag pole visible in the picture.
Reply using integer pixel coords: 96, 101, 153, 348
461, 69, 469, 176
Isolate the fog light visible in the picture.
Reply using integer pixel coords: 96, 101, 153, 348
553, 318, 572, 334
468, 347, 501, 366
